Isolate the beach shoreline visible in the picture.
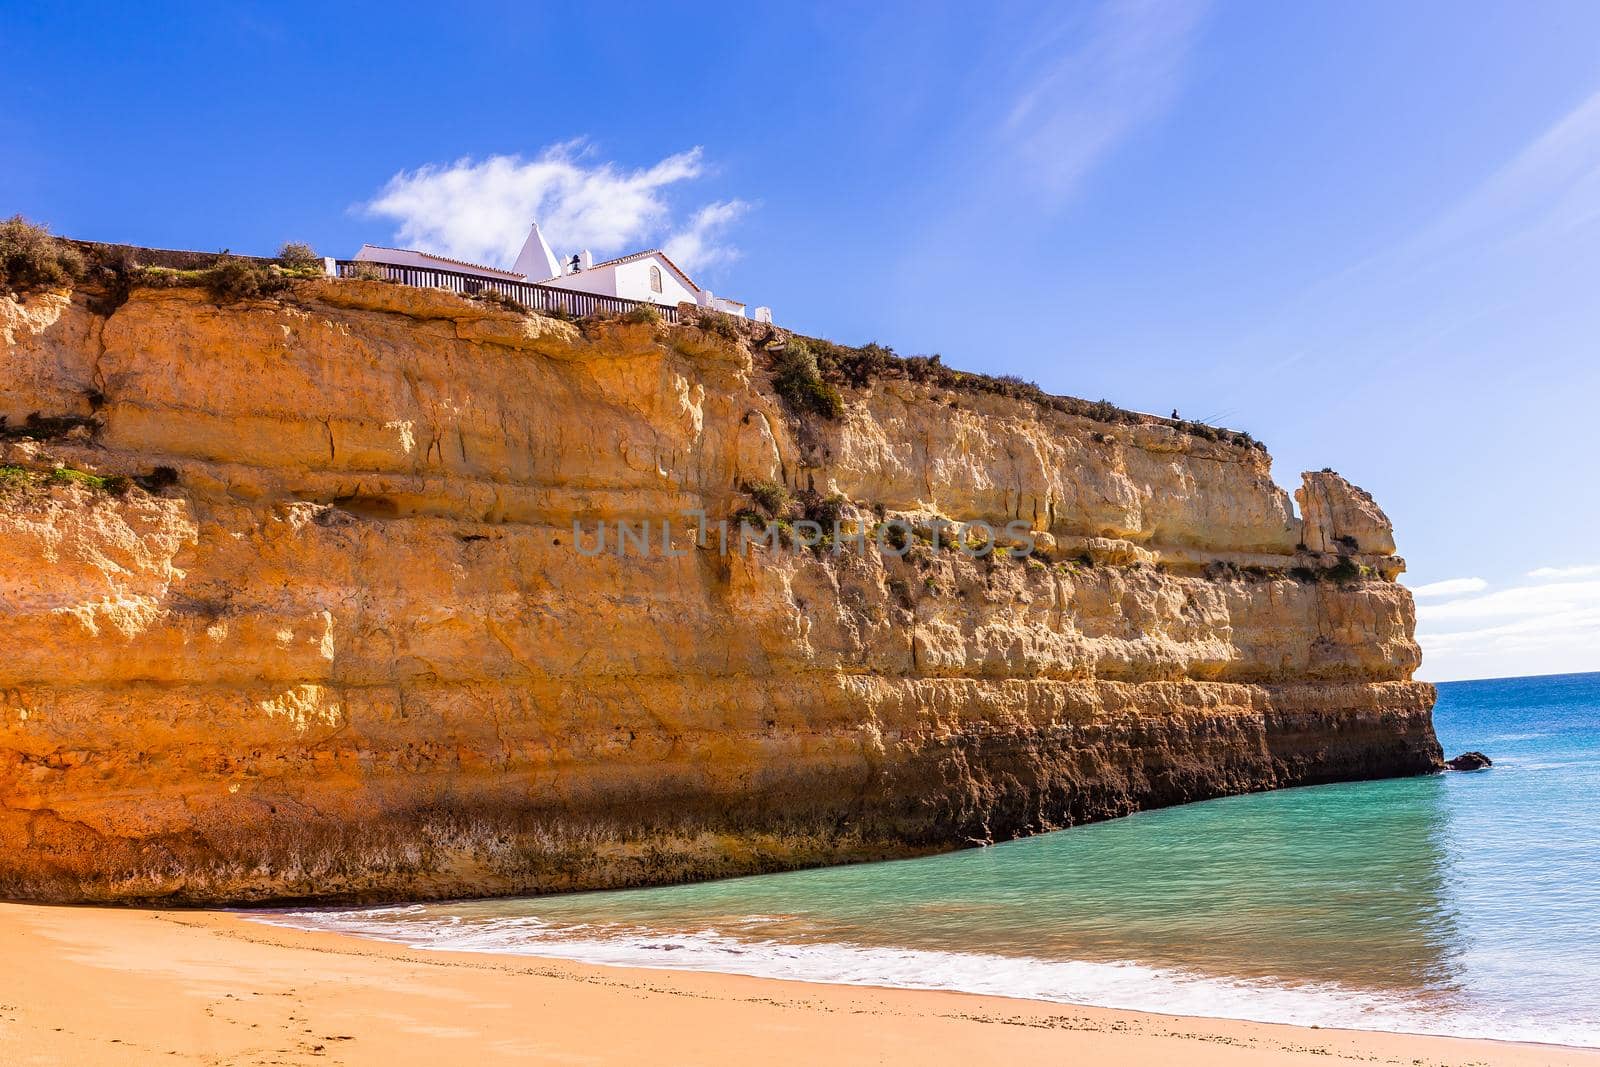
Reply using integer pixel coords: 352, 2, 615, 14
3, 902, 1595, 1066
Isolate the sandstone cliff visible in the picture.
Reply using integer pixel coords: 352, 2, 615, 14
0, 278, 1440, 903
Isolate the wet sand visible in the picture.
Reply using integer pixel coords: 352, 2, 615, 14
1, 902, 1594, 1066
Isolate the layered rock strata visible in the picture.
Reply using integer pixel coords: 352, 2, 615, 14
0, 279, 1440, 902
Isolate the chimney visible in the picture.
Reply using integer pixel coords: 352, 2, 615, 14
579, 249, 593, 270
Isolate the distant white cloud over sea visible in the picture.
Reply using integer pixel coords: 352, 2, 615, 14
1409, 577, 1488, 598
1415, 567, 1600, 681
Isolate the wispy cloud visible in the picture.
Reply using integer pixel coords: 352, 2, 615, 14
1413, 87, 1600, 256
1232, 84, 1600, 378
663, 199, 751, 274
1417, 572, 1600, 681
1410, 577, 1488, 598
1418, 579, 1600, 622
363, 141, 747, 275
1528, 564, 1600, 580
1001, 0, 1210, 199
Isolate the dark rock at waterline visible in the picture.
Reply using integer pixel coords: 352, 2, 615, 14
1446, 751, 1493, 771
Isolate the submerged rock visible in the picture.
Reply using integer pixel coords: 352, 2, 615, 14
1446, 751, 1493, 771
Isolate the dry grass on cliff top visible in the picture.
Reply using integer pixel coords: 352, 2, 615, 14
2, 217, 325, 311
5, 216, 1260, 450
678, 303, 1262, 451
774, 332, 1264, 450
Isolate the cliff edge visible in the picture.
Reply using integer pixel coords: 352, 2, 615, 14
0, 277, 1440, 902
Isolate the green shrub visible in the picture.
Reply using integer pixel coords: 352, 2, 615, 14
77, 243, 141, 310
277, 242, 320, 269
877, 521, 910, 552
621, 302, 661, 326
694, 310, 742, 341
129, 266, 202, 290
838, 342, 894, 388
50, 466, 108, 490
747, 479, 789, 517
798, 377, 844, 418
26, 466, 134, 496
771, 340, 844, 419
204, 257, 265, 300
203, 257, 295, 302
0, 216, 85, 291
0, 465, 37, 492
1327, 557, 1363, 584
347, 261, 389, 282
471, 287, 529, 313
802, 490, 847, 529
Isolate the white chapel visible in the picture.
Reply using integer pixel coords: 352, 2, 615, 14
353, 222, 767, 322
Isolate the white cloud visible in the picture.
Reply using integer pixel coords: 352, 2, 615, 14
1528, 564, 1600, 579
664, 199, 750, 275
1416, 575, 1600, 681
1417, 579, 1600, 621
1409, 577, 1488, 598
363, 141, 746, 276
1002, 0, 1210, 198
1417, 602, 1600, 680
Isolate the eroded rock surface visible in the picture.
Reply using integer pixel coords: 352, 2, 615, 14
0, 281, 1440, 902
1297, 469, 1398, 556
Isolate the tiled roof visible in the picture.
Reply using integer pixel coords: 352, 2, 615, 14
360, 245, 525, 279
579, 249, 747, 306
584, 249, 701, 292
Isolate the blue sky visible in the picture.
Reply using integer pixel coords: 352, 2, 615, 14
5, 1, 1600, 681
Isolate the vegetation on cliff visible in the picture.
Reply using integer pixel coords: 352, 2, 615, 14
0, 267, 1438, 903
0, 216, 85, 292
1, 216, 326, 312
4, 216, 1261, 452
770, 331, 1264, 450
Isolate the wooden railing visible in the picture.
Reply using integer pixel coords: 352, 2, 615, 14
331, 260, 679, 323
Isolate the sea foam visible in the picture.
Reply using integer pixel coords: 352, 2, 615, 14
255, 906, 1599, 1049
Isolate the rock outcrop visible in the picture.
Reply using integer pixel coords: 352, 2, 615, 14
0, 279, 1441, 903
1296, 469, 1398, 556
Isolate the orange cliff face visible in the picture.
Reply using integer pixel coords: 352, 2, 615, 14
0, 279, 1441, 903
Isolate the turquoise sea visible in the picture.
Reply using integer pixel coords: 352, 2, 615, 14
270, 671, 1600, 1046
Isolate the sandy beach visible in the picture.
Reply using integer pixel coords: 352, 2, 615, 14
0, 902, 1593, 1066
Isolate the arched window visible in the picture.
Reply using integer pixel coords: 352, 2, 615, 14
648, 265, 663, 293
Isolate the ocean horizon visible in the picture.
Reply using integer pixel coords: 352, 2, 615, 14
265, 669, 1600, 1047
